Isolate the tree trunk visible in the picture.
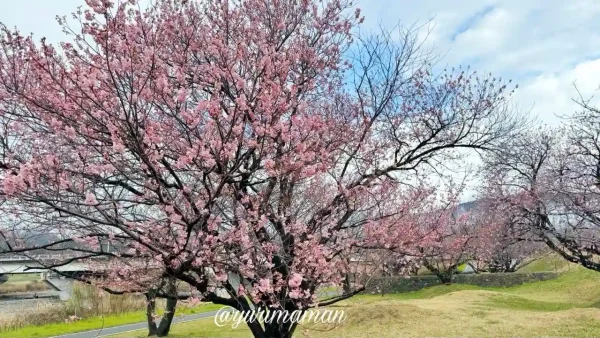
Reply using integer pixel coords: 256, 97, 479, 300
156, 297, 177, 337
263, 316, 298, 338
343, 274, 351, 295
156, 278, 178, 337
235, 304, 302, 338
423, 260, 455, 284
145, 294, 158, 337
439, 271, 454, 284
145, 278, 179, 337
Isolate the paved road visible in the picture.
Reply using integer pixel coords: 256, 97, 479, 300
52, 311, 221, 338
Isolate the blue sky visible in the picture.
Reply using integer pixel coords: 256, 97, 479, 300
2, 0, 599, 125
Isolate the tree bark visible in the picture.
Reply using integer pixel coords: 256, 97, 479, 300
156, 278, 178, 337
263, 315, 297, 338
145, 294, 158, 337
156, 297, 177, 337
145, 278, 179, 337
423, 260, 455, 284
343, 274, 351, 294
439, 271, 454, 284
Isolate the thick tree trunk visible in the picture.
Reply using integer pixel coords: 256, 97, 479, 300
145, 278, 178, 337
156, 297, 177, 337
262, 318, 297, 338
423, 260, 455, 284
242, 319, 299, 337
246, 320, 268, 338
238, 304, 302, 338
145, 294, 158, 337
156, 278, 178, 337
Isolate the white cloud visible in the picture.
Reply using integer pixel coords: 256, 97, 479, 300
452, 7, 516, 59
515, 59, 600, 126
358, 0, 600, 123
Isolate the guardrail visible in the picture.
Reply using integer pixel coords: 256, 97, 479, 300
0, 253, 84, 262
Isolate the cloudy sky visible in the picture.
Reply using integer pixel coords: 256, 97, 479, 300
360, 0, 600, 125
2, 0, 599, 125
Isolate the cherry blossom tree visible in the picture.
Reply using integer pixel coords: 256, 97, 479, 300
380, 251, 420, 277
480, 125, 600, 271
484, 239, 544, 273
0, 0, 521, 337
462, 196, 544, 273
416, 196, 499, 283
545, 97, 600, 269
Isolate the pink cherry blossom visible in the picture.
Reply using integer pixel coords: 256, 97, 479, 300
0, 0, 519, 337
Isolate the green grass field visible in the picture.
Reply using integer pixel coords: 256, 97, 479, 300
2, 303, 223, 338
3, 273, 42, 282
107, 259, 600, 337
7, 255, 600, 337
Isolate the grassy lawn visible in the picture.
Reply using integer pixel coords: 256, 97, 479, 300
2, 302, 223, 338
6, 256, 600, 337
109, 266, 600, 337
3, 273, 42, 282
315, 285, 341, 297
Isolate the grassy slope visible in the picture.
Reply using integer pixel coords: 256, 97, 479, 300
110, 257, 600, 337
518, 252, 572, 273
0, 280, 52, 294
0, 273, 52, 294
3, 303, 223, 338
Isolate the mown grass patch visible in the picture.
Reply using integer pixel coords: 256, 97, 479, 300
108, 293, 600, 338
518, 253, 573, 273
505, 266, 600, 304
383, 283, 482, 300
